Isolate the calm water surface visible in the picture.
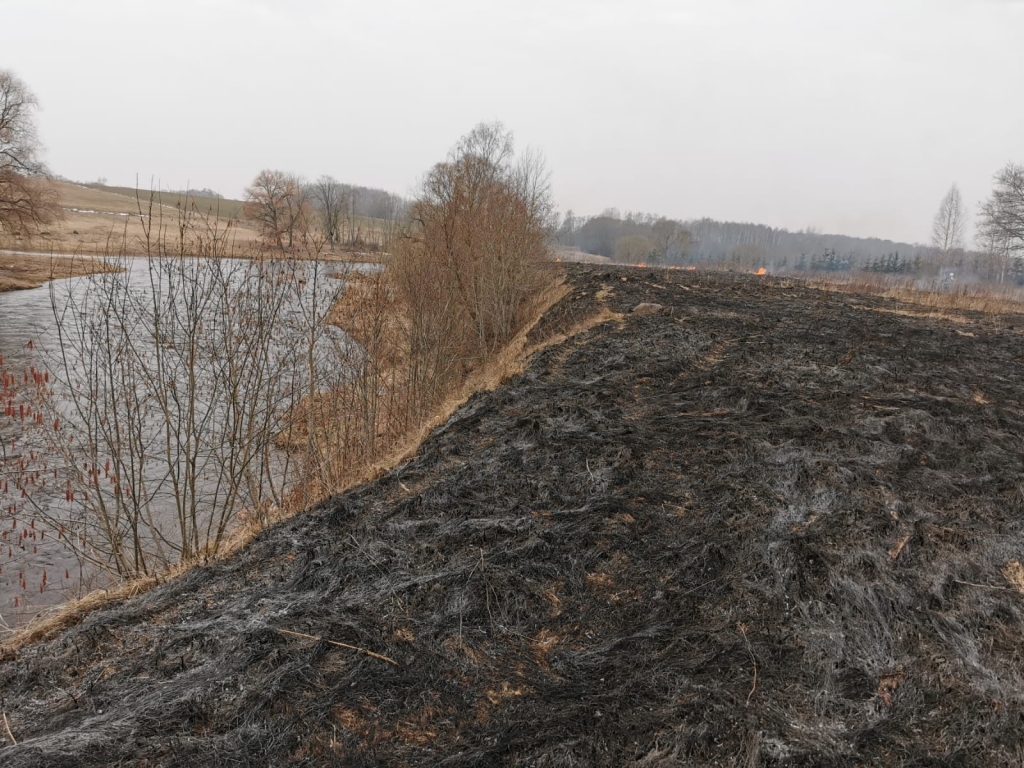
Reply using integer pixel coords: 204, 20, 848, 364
0, 259, 353, 627
0, 270, 87, 624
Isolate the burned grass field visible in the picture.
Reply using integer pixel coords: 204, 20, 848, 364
3, 264, 1024, 765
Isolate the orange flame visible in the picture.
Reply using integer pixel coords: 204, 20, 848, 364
755, 268, 767, 276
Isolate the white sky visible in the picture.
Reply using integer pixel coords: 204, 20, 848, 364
3, 0, 1022, 243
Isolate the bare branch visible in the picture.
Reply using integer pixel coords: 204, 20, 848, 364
978, 163, 1024, 257
0, 69, 59, 235
931, 183, 966, 256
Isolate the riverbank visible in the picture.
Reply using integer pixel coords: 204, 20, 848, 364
0, 251, 114, 292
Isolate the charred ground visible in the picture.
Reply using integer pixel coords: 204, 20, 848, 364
3, 265, 1024, 766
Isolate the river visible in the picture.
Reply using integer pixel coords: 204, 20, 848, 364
0, 257, 356, 628
1, 269, 84, 626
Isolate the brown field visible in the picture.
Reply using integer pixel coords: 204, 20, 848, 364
86, 184, 248, 220
0, 251, 115, 292
0, 181, 263, 256
0, 182, 402, 260
810, 273, 1024, 318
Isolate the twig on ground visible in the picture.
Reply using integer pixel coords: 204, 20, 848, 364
954, 579, 1015, 592
738, 623, 758, 705
276, 628, 398, 666
2, 711, 16, 745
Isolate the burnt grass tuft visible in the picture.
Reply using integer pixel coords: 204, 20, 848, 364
3, 264, 1024, 766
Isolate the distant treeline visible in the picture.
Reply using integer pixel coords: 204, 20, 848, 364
338, 183, 410, 221
241, 170, 410, 251
557, 209, 1024, 284
168, 187, 224, 199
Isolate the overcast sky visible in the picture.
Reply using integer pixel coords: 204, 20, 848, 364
4, 0, 1022, 244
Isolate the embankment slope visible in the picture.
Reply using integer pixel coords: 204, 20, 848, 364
2, 265, 1024, 765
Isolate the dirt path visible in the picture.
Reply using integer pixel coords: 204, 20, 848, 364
2, 265, 1024, 765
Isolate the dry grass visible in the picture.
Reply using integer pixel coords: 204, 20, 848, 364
849, 304, 976, 326
88, 184, 248, 220
1003, 561, 1024, 595
0, 181, 263, 257
0, 182, 399, 261
811, 274, 1024, 317
53, 182, 158, 215
0, 251, 114, 292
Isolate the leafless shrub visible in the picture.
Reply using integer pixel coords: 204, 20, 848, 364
406, 122, 555, 356
288, 123, 558, 501
6, 198, 344, 583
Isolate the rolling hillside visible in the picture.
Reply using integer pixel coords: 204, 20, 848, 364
0, 182, 261, 256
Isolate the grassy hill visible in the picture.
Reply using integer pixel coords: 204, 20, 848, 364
84, 183, 248, 220
0, 181, 402, 258
0, 181, 261, 256
2, 265, 1024, 764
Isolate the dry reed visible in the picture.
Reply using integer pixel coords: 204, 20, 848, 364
810, 274, 1024, 316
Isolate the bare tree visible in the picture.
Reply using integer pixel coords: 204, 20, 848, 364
651, 218, 693, 263
311, 175, 344, 246
243, 170, 308, 249
556, 210, 582, 246
374, 191, 405, 250
340, 183, 358, 246
0, 69, 59, 235
931, 183, 966, 257
614, 234, 655, 264
978, 163, 1024, 258
283, 177, 312, 247
243, 170, 289, 248
289, 126, 557, 500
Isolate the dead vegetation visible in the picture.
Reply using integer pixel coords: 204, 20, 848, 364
0, 181, 264, 257
810, 273, 1024, 320
3, 265, 1024, 765
287, 122, 558, 508
0, 251, 113, 292
284, 271, 571, 511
